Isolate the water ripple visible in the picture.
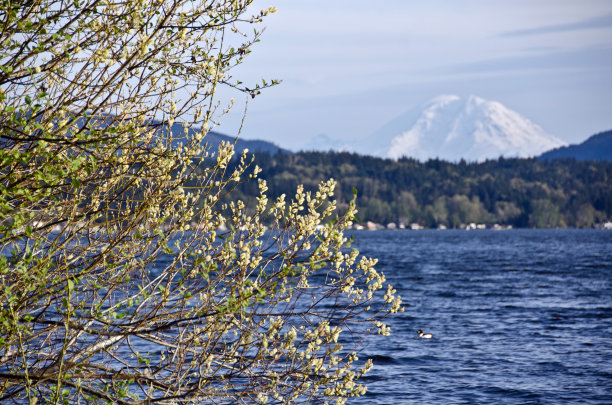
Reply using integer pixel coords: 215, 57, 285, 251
350, 229, 612, 404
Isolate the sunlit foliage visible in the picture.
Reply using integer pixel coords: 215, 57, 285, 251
0, 1, 400, 403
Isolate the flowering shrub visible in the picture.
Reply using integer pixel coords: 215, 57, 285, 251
0, 1, 401, 402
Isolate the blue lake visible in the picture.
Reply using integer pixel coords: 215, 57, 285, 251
348, 229, 612, 404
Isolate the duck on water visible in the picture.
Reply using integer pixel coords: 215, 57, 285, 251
417, 329, 433, 339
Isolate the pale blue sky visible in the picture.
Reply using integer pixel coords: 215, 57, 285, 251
219, 0, 612, 150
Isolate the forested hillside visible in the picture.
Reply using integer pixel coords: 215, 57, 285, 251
227, 152, 612, 228
539, 130, 612, 161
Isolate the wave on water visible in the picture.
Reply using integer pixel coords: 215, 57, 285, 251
350, 229, 612, 404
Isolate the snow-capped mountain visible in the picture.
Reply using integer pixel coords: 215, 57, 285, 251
365, 95, 567, 162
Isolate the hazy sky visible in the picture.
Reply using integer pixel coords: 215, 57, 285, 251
218, 0, 612, 150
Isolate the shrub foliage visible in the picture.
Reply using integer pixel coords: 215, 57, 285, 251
0, 1, 400, 403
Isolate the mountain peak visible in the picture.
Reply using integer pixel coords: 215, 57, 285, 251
373, 95, 567, 162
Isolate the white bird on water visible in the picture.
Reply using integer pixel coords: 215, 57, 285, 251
417, 329, 433, 339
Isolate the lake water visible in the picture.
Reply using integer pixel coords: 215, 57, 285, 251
24, 228, 606, 403
349, 229, 612, 404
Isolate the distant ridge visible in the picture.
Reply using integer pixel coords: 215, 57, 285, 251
166, 122, 286, 155
61, 114, 287, 155
201, 130, 286, 155
539, 130, 612, 161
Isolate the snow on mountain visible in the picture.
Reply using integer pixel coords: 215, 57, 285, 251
370, 95, 567, 162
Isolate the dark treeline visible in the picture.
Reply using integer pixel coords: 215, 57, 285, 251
225, 151, 612, 228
